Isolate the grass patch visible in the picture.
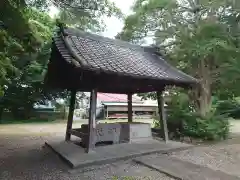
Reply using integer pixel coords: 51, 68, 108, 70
0, 118, 56, 124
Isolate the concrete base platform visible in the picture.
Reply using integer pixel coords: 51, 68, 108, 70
45, 140, 191, 169
134, 155, 240, 180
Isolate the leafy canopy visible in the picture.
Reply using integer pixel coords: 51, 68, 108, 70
118, 0, 240, 105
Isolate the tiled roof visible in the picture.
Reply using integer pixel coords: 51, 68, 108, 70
45, 26, 197, 93
53, 27, 197, 84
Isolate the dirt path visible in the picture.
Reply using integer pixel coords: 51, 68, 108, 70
229, 119, 240, 134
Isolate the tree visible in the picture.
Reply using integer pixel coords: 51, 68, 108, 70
0, 0, 123, 120
117, 0, 240, 117
56, 0, 122, 32
0, 0, 122, 93
0, 0, 40, 95
0, 8, 58, 119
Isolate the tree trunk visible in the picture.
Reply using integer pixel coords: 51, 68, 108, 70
188, 0, 211, 117
197, 59, 212, 118
188, 58, 212, 118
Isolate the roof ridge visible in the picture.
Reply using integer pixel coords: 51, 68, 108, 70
62, 27, 162, 55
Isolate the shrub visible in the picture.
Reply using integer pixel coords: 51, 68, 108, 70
229, 108, 240, 119
215, 100, 239, 113
153, 110, 230, 141
215, 99, 240, 119
183, 112, 230, 140
153, 92, 230, 141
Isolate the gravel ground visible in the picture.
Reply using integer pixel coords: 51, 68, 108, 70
170, 137, 240, 178
2, 121, 240, 180
0, 124, 174, 180
164, 119, 240, 178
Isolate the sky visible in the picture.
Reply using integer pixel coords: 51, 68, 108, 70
101, 0, 135, 38
50, 0, 135, 38
102, 0, 153, 44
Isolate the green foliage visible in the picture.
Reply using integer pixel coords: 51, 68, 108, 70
0, 4, 65, 120
154, 109, 230, 141
183, 113, 230, 141
119, 0, 240, 117
153, 92, 230, 141
215, 99, 240, 119
215, 100, 240, 114
0, 8, 59, 120
51, 0, 122, 32
0, 1, 47, 92
0, 0, 123, 121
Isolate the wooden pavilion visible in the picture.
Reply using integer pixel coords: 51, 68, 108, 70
45, 24, 197, 153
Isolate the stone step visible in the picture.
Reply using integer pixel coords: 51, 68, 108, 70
133, 154, 240, 180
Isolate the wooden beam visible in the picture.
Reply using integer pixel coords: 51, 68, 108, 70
157, 91, 169, 142
65, 89, 77, 141
86, 89, 97, 153
70, 129, 87, 138
128, 93, 133, 123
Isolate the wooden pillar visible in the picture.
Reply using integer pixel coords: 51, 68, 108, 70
106, 106, 108, 119
157, 91, 169, 142
128, 93, 133, 123
103, 106, 106, 119
65, 90, 77, 141
86, 89, 97, 153
103, 106, 108, 119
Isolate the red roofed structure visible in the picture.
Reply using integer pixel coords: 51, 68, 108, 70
97, 93, 142, 103
91, 93, 157, 119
